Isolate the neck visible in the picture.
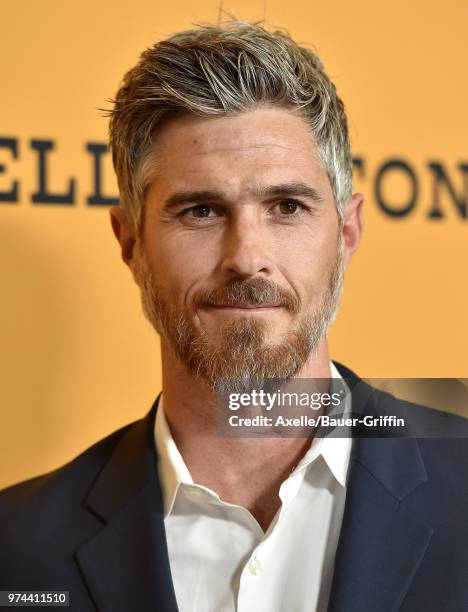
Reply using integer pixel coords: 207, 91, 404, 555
159, 338, 332, 513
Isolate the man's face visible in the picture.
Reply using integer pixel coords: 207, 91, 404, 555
116, 106, 362, 391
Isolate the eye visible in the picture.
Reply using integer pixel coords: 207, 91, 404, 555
185, 205, 216, 218
177, 204, 225, 227
274, 200, 307, 216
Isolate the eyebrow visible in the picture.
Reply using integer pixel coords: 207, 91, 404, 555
162, 182, 324, 212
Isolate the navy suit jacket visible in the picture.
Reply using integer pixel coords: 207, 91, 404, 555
1, 363, 467, 611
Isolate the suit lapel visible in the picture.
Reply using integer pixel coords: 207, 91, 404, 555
75, 394, 179, 612
329, 364, 434, 612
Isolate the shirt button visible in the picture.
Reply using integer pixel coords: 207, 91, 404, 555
248, 555, 262, 575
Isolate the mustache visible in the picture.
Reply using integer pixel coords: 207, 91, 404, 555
193, 277, 301, 313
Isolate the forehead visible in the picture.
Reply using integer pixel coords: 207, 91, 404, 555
146, 106, 333, 200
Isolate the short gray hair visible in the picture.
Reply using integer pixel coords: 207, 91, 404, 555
108, 20, 353, 232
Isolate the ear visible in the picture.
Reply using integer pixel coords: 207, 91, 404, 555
341, 192, 364, 269
109, 206, 137, 266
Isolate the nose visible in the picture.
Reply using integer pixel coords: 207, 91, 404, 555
219, 214, 273, 278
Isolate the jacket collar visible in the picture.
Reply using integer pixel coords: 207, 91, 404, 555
329, 362, 433, 612
75, 393, 180, 612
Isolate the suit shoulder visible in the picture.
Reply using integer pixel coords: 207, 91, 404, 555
0, 419, 136, 519
0, 413, 155, 586
374, 387, 468, 470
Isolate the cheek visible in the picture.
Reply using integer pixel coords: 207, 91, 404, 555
292, 242, 339, 301
150, 242, 211, 304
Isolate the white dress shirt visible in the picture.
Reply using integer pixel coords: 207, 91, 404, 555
154, 363, 352, 612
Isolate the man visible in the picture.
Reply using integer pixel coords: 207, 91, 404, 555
0, 20, 467, 612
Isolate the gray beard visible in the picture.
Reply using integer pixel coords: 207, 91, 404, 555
134, 244, 344, 394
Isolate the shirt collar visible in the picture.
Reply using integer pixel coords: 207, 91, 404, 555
290, 362, 353, 488
154, 394, 194, 516
155, 362, 353, 516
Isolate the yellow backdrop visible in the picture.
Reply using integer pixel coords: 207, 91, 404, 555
1, 0, 467, 489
